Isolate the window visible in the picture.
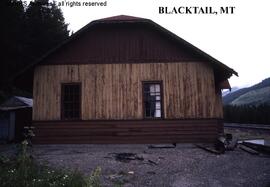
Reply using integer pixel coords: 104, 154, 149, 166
143, 81, 163, 118
61, 83, 81, 120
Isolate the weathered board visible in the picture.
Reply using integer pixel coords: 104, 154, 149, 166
32, 119, 223, 144
33, 62, 222, 120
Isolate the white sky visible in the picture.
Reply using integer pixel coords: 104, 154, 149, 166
31, 0, 270, 88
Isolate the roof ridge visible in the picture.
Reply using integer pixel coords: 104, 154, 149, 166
96, 15, 146, 22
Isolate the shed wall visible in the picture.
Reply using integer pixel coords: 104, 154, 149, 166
33, 62, 223, 120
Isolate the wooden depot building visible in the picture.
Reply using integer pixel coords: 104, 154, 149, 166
24, 15, 238, 143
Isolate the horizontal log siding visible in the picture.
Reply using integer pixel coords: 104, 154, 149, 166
33, 119, 223, 144
33, 62, 223, 120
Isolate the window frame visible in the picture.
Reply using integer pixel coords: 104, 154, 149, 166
61, 82, 82, 120
142, 81, 164, 119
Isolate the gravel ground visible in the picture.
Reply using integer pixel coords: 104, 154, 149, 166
224, 128, 270, 141
29, 143, 270, 187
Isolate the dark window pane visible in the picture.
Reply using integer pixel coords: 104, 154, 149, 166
62, 83, 81, 120
144, 84, 149, 92
145, 102, 150, 109
150, 96, 156, 102
145, 109, 150, 117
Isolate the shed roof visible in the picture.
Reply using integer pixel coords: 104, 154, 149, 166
0, 96, 33, 111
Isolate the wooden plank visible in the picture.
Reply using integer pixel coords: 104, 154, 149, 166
32, 119, 222, 143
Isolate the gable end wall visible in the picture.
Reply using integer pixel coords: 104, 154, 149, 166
33, 62, 223, 121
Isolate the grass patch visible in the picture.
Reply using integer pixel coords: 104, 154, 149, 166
0, 144, 101, 187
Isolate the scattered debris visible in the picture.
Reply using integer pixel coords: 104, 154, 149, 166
108, 174, 127, 183
195, 144, 224, 155
108, 174, 121, 180
109, 153, 144, 163
241, 142, 270, 155
147, 171, 156, 175
214, 137, 226, 154
196, 133, 238, 155
118, 171, 127, 175
217, 133, 238, 152
128, 171, 134, 175
148, 159, 158, 165
240, 139, 268, 145
226, 137, 238, 151
237, 139, 270, 155
108, 171, 130, 186
103, 156, 112, 159
148, 144, 176, 149
224, 133, 238, 150
225, 133, 233, 141
239, 144, 259, 155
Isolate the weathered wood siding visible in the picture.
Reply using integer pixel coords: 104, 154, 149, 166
33, 119, 223, 144
33, 62, 223, 121
44, 23, 207, 65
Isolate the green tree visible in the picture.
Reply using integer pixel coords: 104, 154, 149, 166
224, 104, 270, 124
0, 0, 69, 99
24, 0, 69, 59
0, 0, 26, 87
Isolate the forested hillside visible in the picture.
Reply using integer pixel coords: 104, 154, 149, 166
223, 78, 270, 124
223, 77, 270, 105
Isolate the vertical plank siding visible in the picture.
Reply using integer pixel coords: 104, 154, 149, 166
33, 62, 223, 121
44, 24, 206, 65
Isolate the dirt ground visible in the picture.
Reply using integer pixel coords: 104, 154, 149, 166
1, 127, 270, 187
31, 143, 270, 187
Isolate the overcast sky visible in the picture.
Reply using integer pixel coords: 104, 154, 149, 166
42, 0, 270, 88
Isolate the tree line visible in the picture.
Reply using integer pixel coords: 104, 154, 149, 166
0, 0, 69, 101
223, 104, 270, 124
